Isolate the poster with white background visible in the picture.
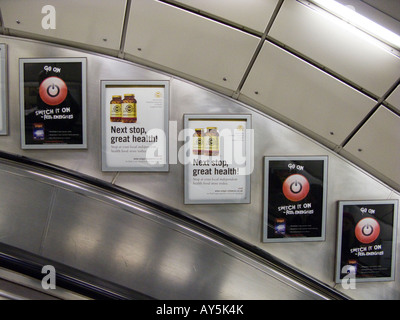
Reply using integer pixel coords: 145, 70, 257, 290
101, 80, 169, 171
184, 114, 252, 204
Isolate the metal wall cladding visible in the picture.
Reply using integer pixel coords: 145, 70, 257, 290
0, 36, 399, 299
115, 74, 400, 300
239, 41, 377, 146
0, 0, 126, 51
268, 0, 400, 97
386, 85, 400, 112
0, 36, 169, 182
2, 166, 323, 300
342, 107, 400, 189
124, 0, 259, 92
172, 0, 279, 33
362, 0, 400, 29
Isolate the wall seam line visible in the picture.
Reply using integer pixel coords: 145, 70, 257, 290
118, 0, 132, 59
233, 0, 285, 98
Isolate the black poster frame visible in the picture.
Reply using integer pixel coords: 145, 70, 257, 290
263, 156, 328, 242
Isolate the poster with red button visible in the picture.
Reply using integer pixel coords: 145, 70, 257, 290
19, 58, 87, 149
335, 200, 398, 283
263, 156, 328, 242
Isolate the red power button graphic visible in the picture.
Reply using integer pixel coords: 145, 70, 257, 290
282, 174, 310, 202
355, 217, 380, 244
39, 76, 68, 106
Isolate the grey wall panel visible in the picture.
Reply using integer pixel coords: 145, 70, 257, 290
240, 41, 377, 147
0, 0, 127, 51
386, 84, 400, 112
0, 36, 399, 299
124, 0, 259, 93
269, 0, 400, 97
341, 107, 400, 191
172, 0, 279, 33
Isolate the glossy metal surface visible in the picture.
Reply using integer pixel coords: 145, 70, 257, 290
0, 169, 53, 252
1, 0, 400, 194
0, 36, 398, 299
0, 267, 88, 300
0, 156, 342, 299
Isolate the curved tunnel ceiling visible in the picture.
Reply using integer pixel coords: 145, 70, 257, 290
0, 0, 399, 191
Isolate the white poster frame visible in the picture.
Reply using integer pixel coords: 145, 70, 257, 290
335, 199, 398, 283
101, 80, 169, 172
184, 114, 252, 204
19, 57, 87, 149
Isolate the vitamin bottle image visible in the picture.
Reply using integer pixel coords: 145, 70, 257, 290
205, 127, 219, 156
122, 94, 137, 123
192, 128, 204, 155
110, 95, 122, 122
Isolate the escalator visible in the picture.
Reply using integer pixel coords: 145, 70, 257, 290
0, 151, 349, 300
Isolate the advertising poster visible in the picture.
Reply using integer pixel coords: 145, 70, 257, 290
184, 114, 252, 204
0, 44, 7, 135
335, 200, 398, 283
19, 58, 87, 149
263, 156, 328, 242
101, 80, 169, 172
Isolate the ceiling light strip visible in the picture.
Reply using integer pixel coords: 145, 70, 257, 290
308, 0, 400, 50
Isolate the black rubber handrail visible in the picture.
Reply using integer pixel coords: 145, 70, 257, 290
0, 150, 349, 300
0, 243, 154, 300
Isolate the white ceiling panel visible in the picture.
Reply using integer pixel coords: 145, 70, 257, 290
386, 84, 400, 112
172, 0, 279, 33
342, 107, 400, 185
0, 0, 126, 50
124, 0, 259, 91
269, 0, 400, 97
240, 41, 376, 145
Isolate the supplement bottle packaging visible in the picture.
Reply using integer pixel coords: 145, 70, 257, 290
110, 95, 122, 122
193, 128, 204, 155
122, 94, 137, 123
205, 127, 219, 156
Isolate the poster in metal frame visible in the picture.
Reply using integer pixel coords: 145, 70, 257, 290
263, 156, 328, 242
0, 44, 7, 135
184, 114, 252, 204
101, 80, 169, 172
335, 200, 398, 283
19, 57, 87, 149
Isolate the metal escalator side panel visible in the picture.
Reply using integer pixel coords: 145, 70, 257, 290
0, 152, 349, 299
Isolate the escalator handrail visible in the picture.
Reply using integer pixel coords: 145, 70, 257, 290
0, 242, 154, 300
